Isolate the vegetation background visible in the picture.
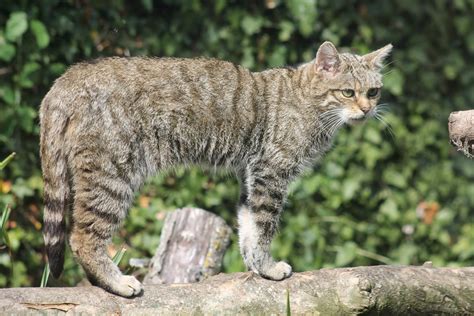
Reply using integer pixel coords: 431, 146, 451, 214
0, 0, 473, 288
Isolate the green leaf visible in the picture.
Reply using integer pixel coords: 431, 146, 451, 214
285, 0, 317, 37
50, 62, 66, 75
383, 68, 404, 96
214, 0, 226, 14
6, 12, 28, 42
0, 86, 16, 104
392, 243, 418, 265
18, 62, 40, 88
335, 242, 357, 266
0, 43, 16, 62
241, 15, 264, 36
380, 199, 399, 221
268, 46, 287, 67
342, 178, 359, 201
383, 169, 407, 189
30, 20, 50, 49
279, 21, 295, 42
141, 0, 153, 12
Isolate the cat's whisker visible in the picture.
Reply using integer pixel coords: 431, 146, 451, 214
320, 110, 343, 133
324, 115, 344, 135
375, 107, 390, 115
374, 112, 395, 139
321, 113, 343, 134
380, 60, 396, 71
319, 108, 342, 118
327, 122, 342, 135
321, 114, 341, 124
381, 69, 396, 77
375, 103, 391, 114
332, 120, 345, 135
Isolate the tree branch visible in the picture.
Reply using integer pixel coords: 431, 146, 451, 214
1, 266, 473, 315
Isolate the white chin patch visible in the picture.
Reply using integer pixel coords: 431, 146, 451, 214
342, 108, 366, 125
347, 117, 367, 125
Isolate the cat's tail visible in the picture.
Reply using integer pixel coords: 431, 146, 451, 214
39, 91, 71, 278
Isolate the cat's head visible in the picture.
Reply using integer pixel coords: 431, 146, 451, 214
308, 41, 392, 126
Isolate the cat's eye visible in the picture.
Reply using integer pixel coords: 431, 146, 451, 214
341, 89, 355, 98
367, 88, 380, 98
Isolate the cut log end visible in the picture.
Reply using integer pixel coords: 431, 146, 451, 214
448, 110, 474, 158
143, 207, 232, 285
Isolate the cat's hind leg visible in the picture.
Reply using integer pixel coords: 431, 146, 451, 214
69, 164, 143, 297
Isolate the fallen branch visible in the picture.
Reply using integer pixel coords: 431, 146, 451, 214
448, 110, 474, 158
1, 265, 473, 314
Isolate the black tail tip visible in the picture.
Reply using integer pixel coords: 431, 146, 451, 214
49, 261, 64, 279
46, 243, 65, 278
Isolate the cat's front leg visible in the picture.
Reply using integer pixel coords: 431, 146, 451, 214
237, 170, 292, 280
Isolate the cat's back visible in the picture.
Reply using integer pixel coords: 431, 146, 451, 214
40, 56, 258, 164
55, 56, 243, 90
42, 56, 251, 116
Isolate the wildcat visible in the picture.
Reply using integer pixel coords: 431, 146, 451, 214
40, 41, 392, 297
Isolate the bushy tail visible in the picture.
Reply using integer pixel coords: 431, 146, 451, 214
40, 94, 70, 278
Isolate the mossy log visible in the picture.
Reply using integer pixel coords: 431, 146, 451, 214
1, 265, 473, 315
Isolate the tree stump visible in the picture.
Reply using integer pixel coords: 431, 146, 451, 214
143, 207, 232, 284
448, 110, 474, 158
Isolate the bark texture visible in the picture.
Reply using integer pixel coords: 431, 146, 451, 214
144, 207, 232, 284
1, 266, 473, 315
448, 110, 474, 158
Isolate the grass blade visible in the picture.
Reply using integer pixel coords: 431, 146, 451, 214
40, 263, 50, 287
0, 204, 13, 283
286, 288, 291, 316
1, 204, 11, 248
1, 204, 11, 230
0, 152, 16, 170
112, 247, 126, 265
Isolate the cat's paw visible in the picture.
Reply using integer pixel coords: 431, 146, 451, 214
259, 261, 292, 281
109, 275, 143, 297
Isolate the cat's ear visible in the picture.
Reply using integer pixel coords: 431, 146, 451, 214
314, 41, 340, 75
363, 44, 393, 71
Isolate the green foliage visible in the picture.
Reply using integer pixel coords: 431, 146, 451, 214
1, 1, 473, 288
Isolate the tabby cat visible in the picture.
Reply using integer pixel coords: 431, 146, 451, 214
40, 41, 392, 297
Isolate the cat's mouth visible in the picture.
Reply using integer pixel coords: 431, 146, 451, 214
347, 116, 367, 125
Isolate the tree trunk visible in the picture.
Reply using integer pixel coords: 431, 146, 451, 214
143, 207, 232, 284
448, 109, 474, 158
1, 266, 473, 315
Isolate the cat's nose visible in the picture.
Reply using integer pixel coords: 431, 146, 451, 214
360, 107, 371, 114
357, 98, 371, 114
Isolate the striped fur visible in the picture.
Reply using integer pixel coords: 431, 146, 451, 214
40, 41, 392, 296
